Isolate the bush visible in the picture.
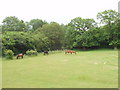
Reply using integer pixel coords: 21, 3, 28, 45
26, 50, 38, 56
5, 49, 14, 59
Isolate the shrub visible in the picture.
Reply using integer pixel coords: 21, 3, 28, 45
5, 49, 14, 59
26, 50, 38, 56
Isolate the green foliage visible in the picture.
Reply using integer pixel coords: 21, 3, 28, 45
108, 19, 120, 49
73, 28, 100, 49
68, 17, 97, 32
1, 9, 120, 56
2, 31, 35, 54
64, 26, 76, 49
2, 16, 27, 31
97, 10, 119, 25
28, 19, 47, 31
5, 49, 14, 59
65, 17, 98, 49
31, 31, 50, 52
37, 22, 64, 50
26, 50, 38, 56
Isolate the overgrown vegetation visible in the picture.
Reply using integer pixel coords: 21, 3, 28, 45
26, 50, 38, 56
1, 9, 120, 56
4, 49, 14, 59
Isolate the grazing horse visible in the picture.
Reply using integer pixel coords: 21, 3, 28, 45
65, 50, 76, 54
16, 53, 23, 59
65, 50, 71, 54
70, 50, 76, 54
44, 51, 49, 55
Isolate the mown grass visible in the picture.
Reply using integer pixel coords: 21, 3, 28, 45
2, 49, 118, 88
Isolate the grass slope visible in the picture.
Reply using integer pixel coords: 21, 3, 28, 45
2, 49, 118, 88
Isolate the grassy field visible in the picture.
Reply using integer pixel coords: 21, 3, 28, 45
2, 49, 118, 88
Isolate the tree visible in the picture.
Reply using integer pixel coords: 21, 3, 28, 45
2, 16, 27, 31
109, 19, 120, 49
68, 17, 97, 32
28, 19, 47, 31
2, 32, 35, 54
32, 32, 49, 52
37, 22, 64, 50
66, 17, 97, 49
97, 10, 120, 49
74, 28, 100, 50
64, 26, 76, 49
97, 10, 119, 28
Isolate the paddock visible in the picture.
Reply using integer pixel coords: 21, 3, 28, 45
2, 49, 118, 88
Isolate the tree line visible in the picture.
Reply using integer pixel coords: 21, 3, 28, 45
1, 9, 120, 56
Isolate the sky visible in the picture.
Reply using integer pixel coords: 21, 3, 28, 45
0, 0, 119, 25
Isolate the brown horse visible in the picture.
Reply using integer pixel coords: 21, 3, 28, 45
16, 53, 23, 59
65, 50, 71, 54
65, 50, 76, 54
70, 50, 76, 54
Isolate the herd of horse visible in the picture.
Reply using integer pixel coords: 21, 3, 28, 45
65, 50, 76, 54
16, 50, 76, 59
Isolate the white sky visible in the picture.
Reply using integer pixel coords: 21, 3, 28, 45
0, 0, 119, 25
